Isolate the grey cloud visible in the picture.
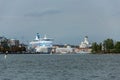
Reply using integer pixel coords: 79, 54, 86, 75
24, 9, 62, 17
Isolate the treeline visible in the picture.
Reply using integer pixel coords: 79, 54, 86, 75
0, 46, 26, 53
92, 38, 120, 53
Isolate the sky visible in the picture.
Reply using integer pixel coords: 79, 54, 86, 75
0, 0, 120, 45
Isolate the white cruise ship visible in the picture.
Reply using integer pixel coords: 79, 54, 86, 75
29, 33, 53, 53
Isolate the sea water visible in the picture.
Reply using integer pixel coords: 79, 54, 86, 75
0, 54, 120, 80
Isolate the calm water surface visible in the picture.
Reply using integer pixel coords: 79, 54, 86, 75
0, 54, 120, 80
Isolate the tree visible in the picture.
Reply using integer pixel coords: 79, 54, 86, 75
97, 43, 102, 52
92, 42, 98, 53
115, 41, 120, 49
114, 41, 120, 53
103, 38, 114, 52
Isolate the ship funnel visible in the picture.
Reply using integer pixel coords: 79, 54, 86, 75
35, 33, 40, 40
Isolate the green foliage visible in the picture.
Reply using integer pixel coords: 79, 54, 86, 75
103, 38, 114, 50
115, 41, 120, 49
114, 41, 120, 53
91, 42, 102, 53
92, 42, 97, 53
92, 38, 120, 53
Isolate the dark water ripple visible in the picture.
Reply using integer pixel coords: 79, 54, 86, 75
0, 54, 120, 80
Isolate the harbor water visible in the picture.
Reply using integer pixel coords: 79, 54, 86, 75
0, 54, 120, 80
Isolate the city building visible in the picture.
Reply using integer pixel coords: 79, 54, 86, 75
8, 39, 19, 46
79, 36, 91, 48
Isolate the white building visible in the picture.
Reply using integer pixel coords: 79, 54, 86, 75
8, 39, 19, 46
56, 46, 73, 53
79, 36, 91, 48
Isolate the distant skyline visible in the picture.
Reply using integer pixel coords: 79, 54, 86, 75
0, 0, 120, 45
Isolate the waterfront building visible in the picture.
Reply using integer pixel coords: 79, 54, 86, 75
79, 36, 91, 48
0, 36, 8, 47
0, 36, 8, 42
55, 45, 73, 54
74, 36, 92, 53
8, 39, 19, 46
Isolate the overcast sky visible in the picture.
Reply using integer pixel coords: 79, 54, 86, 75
0, 0, 120, 45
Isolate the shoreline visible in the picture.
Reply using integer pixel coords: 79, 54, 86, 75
0, 52, 120, 54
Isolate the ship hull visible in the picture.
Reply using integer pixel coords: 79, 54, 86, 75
35, 46, 52, 54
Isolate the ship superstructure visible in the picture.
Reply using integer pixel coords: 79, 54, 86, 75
29, 33, 53, 53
